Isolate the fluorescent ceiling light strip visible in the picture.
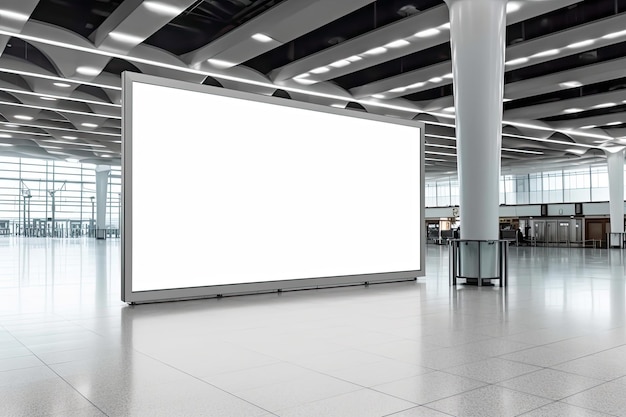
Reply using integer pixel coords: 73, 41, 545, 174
42, 140, 106, 147
0, 128, 49, 136
503, 132, 595, 148
0, 88, 121, 108
0, 28, 606, 152
0, 121, 120, 137
425, 143, 455, 149
0, 66, 121, 91
502, 147, 543, 155
426, 150, 455, 156
0, 101, 120, 119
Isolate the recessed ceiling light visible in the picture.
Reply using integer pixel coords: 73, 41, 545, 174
371, 94, 385, 99
559, 81, 583, 88
101, 154, 112, 158
407, 82, 426, 89
503, 98, 512, 102
0, 9, 29, 21
53, 82, 71, 88
62, 136, 77, 140
4, 124, 18, 128
143, 1, 184, 15
329, 60, 351, 68
76, 66, 100, 76
0, 143, 13, 147
606, 121, 622, 126
443, 107, 455, 112
592, 103, 616, 109
442, 73, 453, 79
109, 32, 144, 44
363, 47, 387, 55
531, 49, 560, 58
414, 28, 440, 38
580, 125, 596, 129
310, 66, 330, 74
293, 78, 316, 85
251, 33, 274, 43
66, 158, 79, 163
294, 73, 309, 79
346, 56, 362, 62
505, 57, 529, 66
602, 30, 626, 39
563, 108, 584, 114
506, 2, 522, 13
81, 123, 98, 128
438, 23, 451, 30
385, 39, 410, 48
14, 115, 33, 120
40, 96, 57, 101
0, 133, 12, 138
206, 58, 236, 68
566, 40, 595, 49
331, 104, 344, 108
389, 87, 407, 93
429, 77, 443, 83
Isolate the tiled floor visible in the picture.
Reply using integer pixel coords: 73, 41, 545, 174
1, 238, 626, 416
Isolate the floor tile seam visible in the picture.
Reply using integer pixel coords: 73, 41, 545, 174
270, 386, 387, 415
555, 378, 626, 404
380, 404, 456, 417
545, 363, 624, 383
494, 375, 609, 401
2, 329, 112, 417
552, 398, 622, 417
511, 400, 561, 417
440, 362, 542, 385
133, 349, 279, 416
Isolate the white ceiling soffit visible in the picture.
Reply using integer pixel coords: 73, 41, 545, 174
504, 89, 626, 120
353, 11, 626, 100
271, 0, 578, 85
505, 56, 626, 100
182, 0, 375, 67
551, 112, 626, 130
0, 0, 40, 55
90, 0, 198, 53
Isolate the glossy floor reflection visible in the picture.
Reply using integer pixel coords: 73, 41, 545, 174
1, 238, 626, 416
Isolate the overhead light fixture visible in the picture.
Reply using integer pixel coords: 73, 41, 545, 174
76, 66, 100, 76
389, 87, 407, 93
251, 33, 274, 43
329, 60, 351, 68
0, 9, 29, 21
591, 102, 616, 109
502, 148, 543, 155
81, 123, 98, 128
143, 1, 185, 15
505, 57, 529, 66
602, 30, 626, 39
53, 82, 72, 88
442, 73, 453, 79
531, 49, 560, 58
566, 40, 595, 49
363, 47, 387, 55
438, 23, 451, 30
385, 39, 410, 48
506, 2, 522, 13
206, 58, 236, 69
62, 136, 77, 140
0, 133, 12, 138
0, 143, 13, 147
606, 121, 622, 126
40, 96, 57, 101
580, 125, 596, 129
407, 82, 426, 89
371, 94, 385, 99
4, 124, 18, 128
346, 56, 362, 62
293, 78, 316, 85
563, 108, 584, 114
414, 28, 440, 38
14, 115, 33, 120
66, 158, 79, 163
503, 98, 512, 102
101, 154, 112, 158
109, 32, 144, 44
310, 66, 330, 74
331, 104, 344, 108
443, 107, 455, 112
429, 77, 443, 83
559, 81, 583, 88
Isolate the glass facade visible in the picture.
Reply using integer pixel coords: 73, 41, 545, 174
0, 156, 120, 236
426, 164, 623, 207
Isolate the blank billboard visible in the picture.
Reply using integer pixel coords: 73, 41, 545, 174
122, 73, 424, 303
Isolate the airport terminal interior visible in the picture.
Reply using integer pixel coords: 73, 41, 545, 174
4, 0, 626, 416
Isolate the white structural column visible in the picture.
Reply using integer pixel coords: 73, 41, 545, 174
606, 149, 625, 247
445, 0, 507, 279
95, 165, 111, 239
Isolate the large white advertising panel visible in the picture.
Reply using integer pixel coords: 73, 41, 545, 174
122, 73, 424, 303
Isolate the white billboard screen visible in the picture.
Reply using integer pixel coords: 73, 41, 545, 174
122, 73, 424, 303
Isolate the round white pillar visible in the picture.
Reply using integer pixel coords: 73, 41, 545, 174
445, 0, 507, 241
606, 148, 625, 246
